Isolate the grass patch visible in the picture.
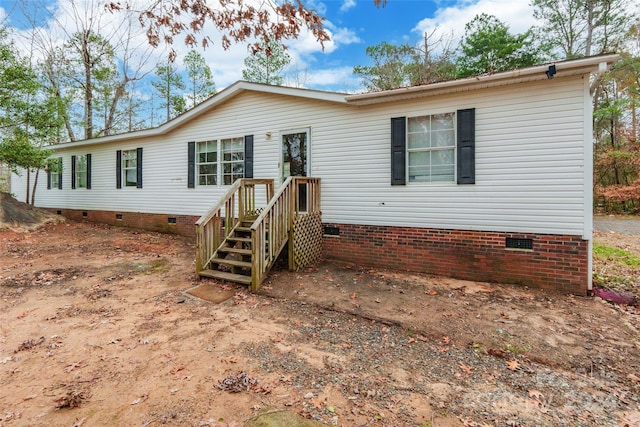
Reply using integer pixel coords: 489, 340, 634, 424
592, 272, 636, 291
593, 245, 640, 267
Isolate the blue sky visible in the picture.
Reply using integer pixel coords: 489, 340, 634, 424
0, 0, 539, 94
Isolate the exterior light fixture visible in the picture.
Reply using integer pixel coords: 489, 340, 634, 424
546, 64, 557, 79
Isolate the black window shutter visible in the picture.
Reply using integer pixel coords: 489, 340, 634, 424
136, 147, 143, 188
47, 167, 51, 189
457, 108, 475, 184
58, 159, 63, 189
86, 154, 92, 189
71, 155, 76, 189
244, 135, 254, 179
116, 150, 122, 189
187, 141, 195, 188
391, 117, 406, 185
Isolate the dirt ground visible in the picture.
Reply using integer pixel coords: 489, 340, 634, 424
1, 221, 639, 427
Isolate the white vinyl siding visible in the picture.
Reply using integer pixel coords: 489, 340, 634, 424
13, 76, 590, 237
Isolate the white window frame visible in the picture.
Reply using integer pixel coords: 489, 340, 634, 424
49, 157, 62, 189
406, 112, 456, 183
196, 140, 218, 186
75, 154, 87, 188
221, 137, 244, 185
122, 149, 138, 187
195, 137, 245, 186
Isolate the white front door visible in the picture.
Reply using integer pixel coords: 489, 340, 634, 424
281, 128, 310, 211
281, 128, 310, 182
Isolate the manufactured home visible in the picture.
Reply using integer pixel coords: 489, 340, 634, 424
11, 54, 618, 294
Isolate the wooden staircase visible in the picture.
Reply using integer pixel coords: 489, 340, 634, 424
198, 218, 255, 285
195, 177, 322, 291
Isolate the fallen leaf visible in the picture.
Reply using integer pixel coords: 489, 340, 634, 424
506, 360, 519, 371
130, 394, 149, 405
627, 373, 640, 383
71, 416, 88, 427
442, 336, 450, 344
350, 293, 357, 299
340, 342, 352, 349
170, 365, 185, 374
528, 389, 544, 400
459, 363, 473, 374
311, 398, 323, 409
427, 290, 438, 296
487, 348, 509, 359
407, 337, 416, 344
64, 362, 84, 373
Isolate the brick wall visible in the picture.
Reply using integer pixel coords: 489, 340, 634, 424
47, 208, 199, 237
322, 223, 589, 295
44, 209, 590, 294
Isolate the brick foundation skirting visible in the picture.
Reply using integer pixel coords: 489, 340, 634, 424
322, 223, 589, 295
45, 209, 589, 294
47, 208, 199, 237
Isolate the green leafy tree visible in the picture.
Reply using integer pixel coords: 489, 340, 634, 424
408, 30, 457, 85
353, 42, 416, 91
353, 33, 456, 92
0, 28, 60, 203
152, 63, 186, 121
241, 40, 291, 85
64, 30, 117, 139
456, 14, 547, 77
184, 50, 216, 108
532, 0, 630, 59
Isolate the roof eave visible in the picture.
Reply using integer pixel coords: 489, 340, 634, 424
345, 54, 620, 106
50, 81, 348, 149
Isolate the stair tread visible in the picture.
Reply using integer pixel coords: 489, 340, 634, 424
211, 258, 252, 268
235, 226, 252, 232
218, 247, 252, 255
227, 236, 251, 242
199, 270, 252, 285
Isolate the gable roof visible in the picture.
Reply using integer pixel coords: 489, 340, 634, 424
52, 54, 618, 149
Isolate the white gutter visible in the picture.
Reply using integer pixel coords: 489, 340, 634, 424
346, 54, 620, 105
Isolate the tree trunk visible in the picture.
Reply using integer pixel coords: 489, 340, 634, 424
31, 169, 40, 205
166, 74, 170, 122
25, 169, 30, 204
584, 0, 594, 56
82, 30, 93, 139
105, 82, 126, 136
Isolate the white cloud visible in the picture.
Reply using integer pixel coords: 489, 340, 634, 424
330, 26, 362, 45
340, 0, 357, 13
305, 66, 361, 91
413, 0, 537, 49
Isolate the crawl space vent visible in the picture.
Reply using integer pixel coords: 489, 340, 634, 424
505, 237, 533, 250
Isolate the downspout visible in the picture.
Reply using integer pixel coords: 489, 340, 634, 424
589, 62, 608, 96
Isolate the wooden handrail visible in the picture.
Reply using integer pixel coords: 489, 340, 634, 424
195, 179, 243, 227
250, 176, 321, 290
195, 178, 273, 273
